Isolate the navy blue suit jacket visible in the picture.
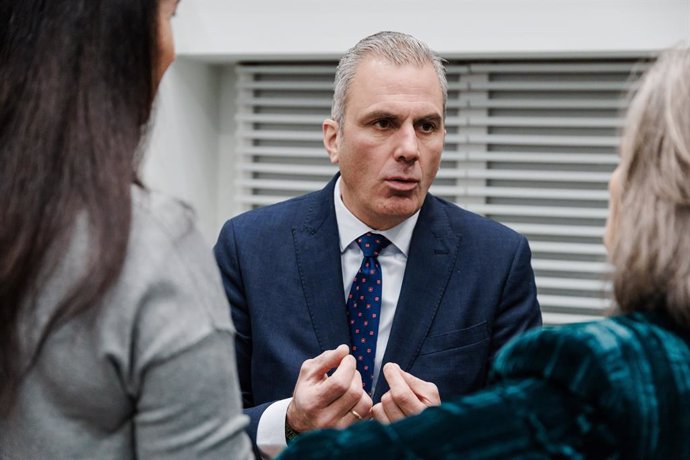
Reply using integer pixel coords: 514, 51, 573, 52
214, 175, 541, 443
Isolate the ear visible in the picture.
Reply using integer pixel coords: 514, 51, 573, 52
323, 118, 340, 164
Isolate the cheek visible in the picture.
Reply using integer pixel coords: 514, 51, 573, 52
422, 143, 443, 177
155, 20, 175, 83
345, 137, 387, 172
605, 167, 622, 249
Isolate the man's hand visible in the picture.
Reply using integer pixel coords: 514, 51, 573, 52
286, 344, 373, 432
371, 362, 440, 424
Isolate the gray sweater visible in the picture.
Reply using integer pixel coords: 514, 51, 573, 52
0, 189, 253, 459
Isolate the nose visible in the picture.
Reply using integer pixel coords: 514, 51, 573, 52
393, 123, 420, 163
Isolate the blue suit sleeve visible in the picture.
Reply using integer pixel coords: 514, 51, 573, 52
490, 235, 541, 359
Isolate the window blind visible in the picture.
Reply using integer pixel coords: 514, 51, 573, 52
233, 58, 648, 325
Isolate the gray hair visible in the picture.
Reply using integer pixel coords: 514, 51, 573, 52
611, 44, 690, 325
331, 31, 448, 125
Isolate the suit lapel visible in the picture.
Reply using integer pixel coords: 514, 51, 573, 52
374, 196, 462, 400
292, 176, 351, 352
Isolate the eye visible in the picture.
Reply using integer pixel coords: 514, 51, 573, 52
418, 121, 437, 134
373, 118, 393, 129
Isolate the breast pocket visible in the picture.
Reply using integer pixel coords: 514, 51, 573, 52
411, 321, 491, 398
419, 321, 489, 356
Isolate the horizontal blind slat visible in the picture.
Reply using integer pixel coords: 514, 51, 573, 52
464, 204, 608, 219
507, 223, 605, 237
469, 62, 648, 73
448, 99, 628, 109
448, 116, 624, 128
449, 81, 632, 91
454, 134, 619, 147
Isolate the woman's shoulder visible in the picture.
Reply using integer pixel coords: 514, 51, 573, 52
492, 312, 690, 423
103, 187, 234, 361
494, 313, 682, 380
499, 313, 685, 364
130, 186, 197, 246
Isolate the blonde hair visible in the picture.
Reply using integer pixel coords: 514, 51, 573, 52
611, 45, 690, 324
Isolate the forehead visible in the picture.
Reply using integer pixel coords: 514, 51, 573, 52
346, 56, 444, 118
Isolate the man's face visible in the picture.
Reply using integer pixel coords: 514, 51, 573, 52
323, 57, 445, 230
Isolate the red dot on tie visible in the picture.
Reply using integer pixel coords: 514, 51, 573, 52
374, 297, 379, 301
372, 314, 377, 318
368, 287, 374, 292
364, 365, 369, 370
361, 278, 366, 283
367, 348, 371, 353
360, 295, 364, 300
365, 263, 369, 268
361, 338, 366, 343
355, 329, 360, 333
364, 321, 368, 326
376, 280, 381, 285
370, 270, 375, 275
369, 331, 374, 336
365, 243, 370, 248
358, 355, 363, 360
350, 320, 355, 325
348, 294, 353, 299
353, 345, 357, 350
358, 312, 362, 317
375, 239, 380, 244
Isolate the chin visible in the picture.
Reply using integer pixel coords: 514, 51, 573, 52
379, 198, 422, 221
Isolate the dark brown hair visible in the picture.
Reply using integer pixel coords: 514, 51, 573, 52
0, 0, 159, 411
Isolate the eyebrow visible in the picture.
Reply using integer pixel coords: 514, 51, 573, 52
361, 111, 443, 124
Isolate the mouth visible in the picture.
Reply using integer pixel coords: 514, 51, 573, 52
384, 177, 420, 192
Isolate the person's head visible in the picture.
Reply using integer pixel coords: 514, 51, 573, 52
605, 45, 690, 324
323, 31, 447, 230
0, 0, 179, 411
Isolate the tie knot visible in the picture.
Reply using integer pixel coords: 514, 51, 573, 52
355, 233, 391, 258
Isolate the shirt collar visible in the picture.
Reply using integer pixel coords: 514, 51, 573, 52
334, 176, 420, 256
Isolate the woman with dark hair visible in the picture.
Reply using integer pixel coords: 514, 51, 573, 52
278, 45, 690, 459
0, 1, 252, 458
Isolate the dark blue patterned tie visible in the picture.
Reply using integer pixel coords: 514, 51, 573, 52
346, 232, 391, 394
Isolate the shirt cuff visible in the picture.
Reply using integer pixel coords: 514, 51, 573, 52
257, 397, 292, 459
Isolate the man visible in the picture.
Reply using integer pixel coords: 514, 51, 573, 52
214, 31, 541, 456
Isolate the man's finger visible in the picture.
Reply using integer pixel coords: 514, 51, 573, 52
302, 344, 350, 381
320, 354, 359, 407
382, 363, 426, 415
380, 391, 406, 422
334, 385, 373, 429
400, 368, 441, 405
371, 402, 390, 424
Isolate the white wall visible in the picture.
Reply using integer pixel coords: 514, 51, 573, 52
174, 0, 689, 60
144, 0, 690, 242
142, 59, 221, 243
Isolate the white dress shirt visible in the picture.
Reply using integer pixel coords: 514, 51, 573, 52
256, 177, 419, 457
